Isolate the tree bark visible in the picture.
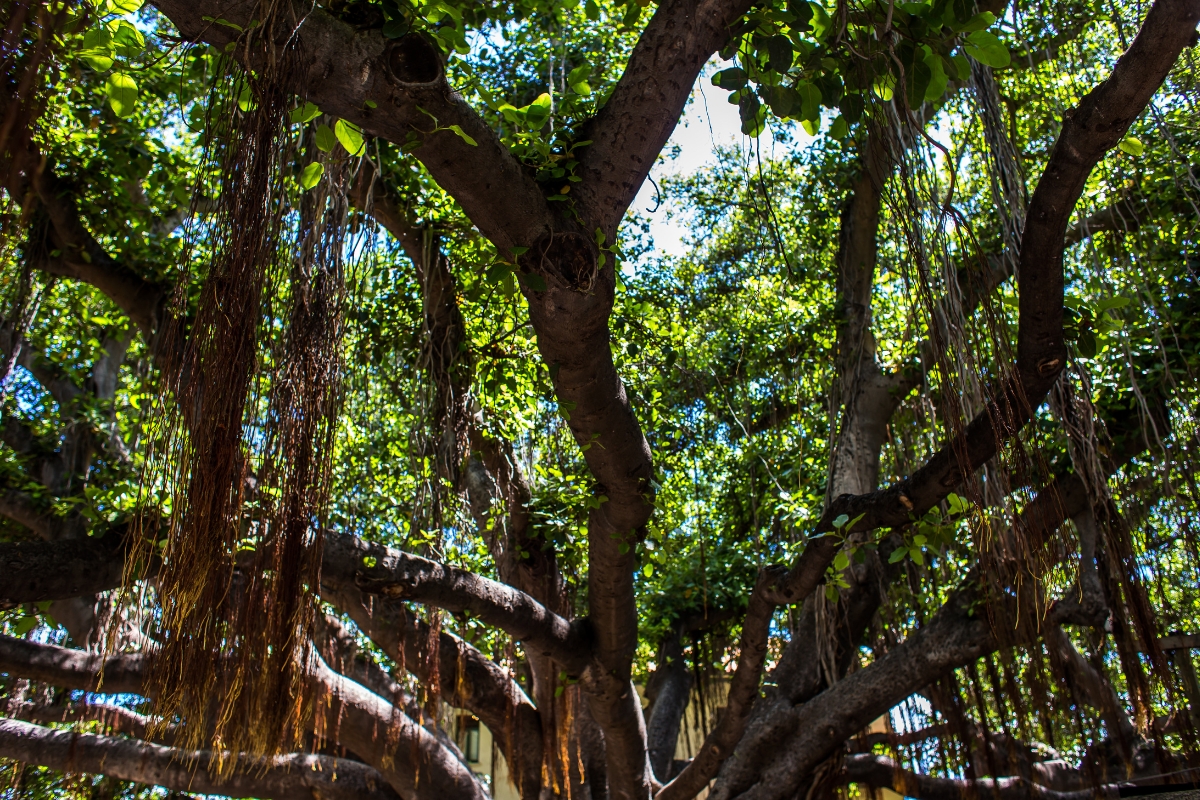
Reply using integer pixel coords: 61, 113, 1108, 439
0, 718, 403, 800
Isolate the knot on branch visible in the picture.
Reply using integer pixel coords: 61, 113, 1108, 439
519, 231, 597, 292
386, 33, 443, 85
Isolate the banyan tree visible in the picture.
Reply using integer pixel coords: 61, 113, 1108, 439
2, 0, 1200, 797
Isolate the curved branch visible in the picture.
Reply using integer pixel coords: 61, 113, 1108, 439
318, 566, 546, 800
306, 652, 489, 800
657, 566, 785, 799
842, 754, 1117, 800
9, 699, 174, 743
149, 0, 553, 251
0, 718, 402, 800
5, 145, 167, 336
817, 0, 1200, 537
575, 0, 754, 235
324, 531, 588, 672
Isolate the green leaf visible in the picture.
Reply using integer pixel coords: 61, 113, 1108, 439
960, 10, 995, 31
362, 555, 377, 568
237, 83, 254, 112
585, 0, 600, 20
568, 63, 592, 87
81, 51, 114, 71
524, 93, 552, 129
315, 123, 336, 153
796, 82, 822, 121
570, 81, 592, 95
299, 161, 324, 190
642, 563, 654, 577
833, 550, 850, 571
906, 50, 932, 109
832, 513, 849, 528
335, 119, 365, 155
763, 85, 797, 117
110, 19, 144, 55
767, 34, 794, 74
382, 18, 408, 38
829, 114, 849, 139
839, 92, 864, 123
910, 547, 925, 566
1118, 136, 1144, 156
1077, 329, 1098, 358
486, 262, 514, 283
1096, 296, 1132, 312
789, 0, 815, 31
109, 0, 144, 12
712, 67, 748, 91
888, 546, 909, 564
946, 492, 969, 515
447, 124, 477, 146
965, 30, 1010, 68
289, 102, 321, 124
13, 615, 37, 636
106, 72, 138, 117
923, 48, 948, 102
825, 584, 839, 602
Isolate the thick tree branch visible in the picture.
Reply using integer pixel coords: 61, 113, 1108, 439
818, 0, 1200, 537
0, 718, 403, 800
842, 754, 1116, 800
0, 634, 146, 694
324, 531, 588, 673
306, 652, 489, 800
645, 627, 693, 783
9, 699, 173, 743
575, 0, 754, 235
5, 145, 166, 335
0, 527, 152, 604
318, 565, 546, 800
150, 0, 553, 251
0, 636, 482, 800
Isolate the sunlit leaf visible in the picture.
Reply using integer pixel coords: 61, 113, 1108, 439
106, 72, 138, 117
299, 161, 324, 190
335, 119, 365, 155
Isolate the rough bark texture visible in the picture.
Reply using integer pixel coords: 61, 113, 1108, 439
325, 531, 588, 672
0, 528, 145, 604
0, 718, 403, 800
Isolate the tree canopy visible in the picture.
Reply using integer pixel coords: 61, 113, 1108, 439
2, 0, 1200, 798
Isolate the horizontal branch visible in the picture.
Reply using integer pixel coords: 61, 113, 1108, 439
9, 699, 173, 743
0, 634, 146, 694
324, 531, 589, 673
0, 527, 150, 604
0, 718, 401, 800
842, 754, 1117, 800
306, 651, 489, 800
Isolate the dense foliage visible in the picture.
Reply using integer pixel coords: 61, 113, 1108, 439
2, 0, 1200, 798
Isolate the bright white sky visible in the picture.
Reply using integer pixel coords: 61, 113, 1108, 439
630, 60, 815, 258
